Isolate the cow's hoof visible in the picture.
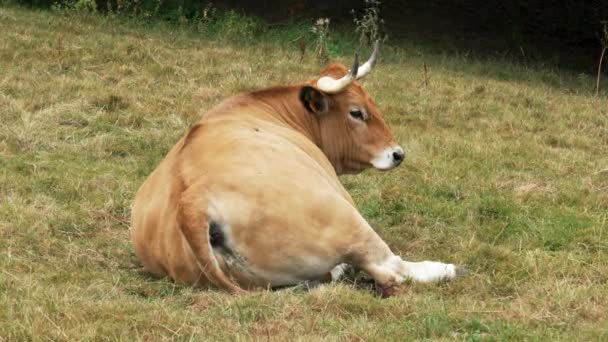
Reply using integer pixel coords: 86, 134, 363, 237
375, 283, 400, 298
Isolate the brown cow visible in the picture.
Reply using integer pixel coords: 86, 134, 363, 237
130, 43, 464, 296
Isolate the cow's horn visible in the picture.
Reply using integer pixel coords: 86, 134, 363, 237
356, 40, 379, 80
316, 53, 359, 94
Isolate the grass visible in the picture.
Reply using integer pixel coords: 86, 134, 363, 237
1, 5, 608, 340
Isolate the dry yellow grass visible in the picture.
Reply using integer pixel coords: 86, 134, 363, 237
1, 5, 607, 340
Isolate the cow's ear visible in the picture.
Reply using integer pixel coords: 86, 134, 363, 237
299, 86, 328, 114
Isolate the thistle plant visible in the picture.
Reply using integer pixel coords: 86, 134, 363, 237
596, 20, 608, 96
312, 17, 331, 65
352, 0, 387, 47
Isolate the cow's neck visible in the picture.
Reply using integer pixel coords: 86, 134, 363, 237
249, 86, 322, 148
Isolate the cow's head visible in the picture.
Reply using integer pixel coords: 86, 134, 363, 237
300, 42, 404, 175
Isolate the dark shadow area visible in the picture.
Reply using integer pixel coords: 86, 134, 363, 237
225, 1, 608, 75
381, 1, 608, 75
270, 268, 381, 297
219, 1, 608, 94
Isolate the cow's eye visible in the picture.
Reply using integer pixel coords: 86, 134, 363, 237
349, 109, 365, 121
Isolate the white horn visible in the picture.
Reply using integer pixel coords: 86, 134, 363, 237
316, 54, 359, 94
356, 40, 379, 79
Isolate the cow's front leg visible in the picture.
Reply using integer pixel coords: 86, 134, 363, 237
360, 255, 465, 297
343, 221, 466, 297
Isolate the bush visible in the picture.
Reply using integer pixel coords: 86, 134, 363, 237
205, 9, 263, 42
39, 0, 266, 42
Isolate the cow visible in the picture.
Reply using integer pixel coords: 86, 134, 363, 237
130, 42, 464, 296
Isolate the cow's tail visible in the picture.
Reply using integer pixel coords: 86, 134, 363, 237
177, 191, 245, 293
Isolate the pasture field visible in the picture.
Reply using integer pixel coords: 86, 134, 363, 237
1, 5, 607, 340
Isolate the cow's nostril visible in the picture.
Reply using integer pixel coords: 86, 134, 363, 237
392, 150, 405, 163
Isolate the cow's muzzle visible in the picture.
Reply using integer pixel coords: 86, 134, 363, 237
371, 146, 405, 170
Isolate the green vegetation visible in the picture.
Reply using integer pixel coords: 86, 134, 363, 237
1, 5, 607, 340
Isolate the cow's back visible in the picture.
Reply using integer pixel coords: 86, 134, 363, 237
179, 113, 348, 197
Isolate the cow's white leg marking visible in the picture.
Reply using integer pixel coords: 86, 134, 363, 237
401, 260, 458, 282
365, 255, 459, 285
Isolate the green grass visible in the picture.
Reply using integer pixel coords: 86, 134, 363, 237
1, 5, 608, 340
